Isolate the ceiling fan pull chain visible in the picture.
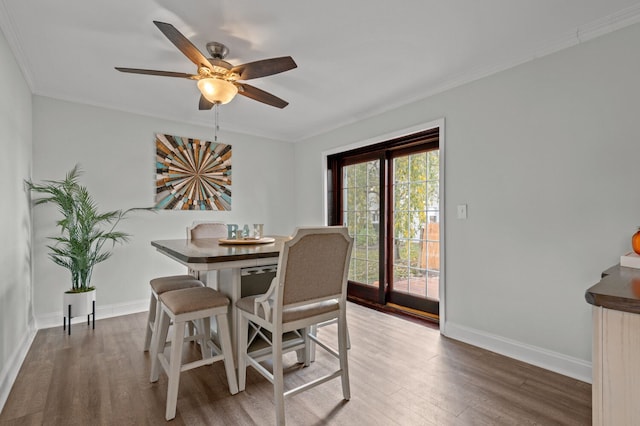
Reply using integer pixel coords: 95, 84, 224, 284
214, 103, 219, 142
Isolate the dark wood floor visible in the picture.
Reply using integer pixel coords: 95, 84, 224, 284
0, 303, 591, 425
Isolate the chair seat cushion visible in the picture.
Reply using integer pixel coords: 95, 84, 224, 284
160, 286, 229, 315
236, 295, 339, 323
150, 275, 203, 294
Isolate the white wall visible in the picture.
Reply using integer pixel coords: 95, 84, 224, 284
294, 21, 640, 381
0, 27, 34, 410
31, 97, 296, 326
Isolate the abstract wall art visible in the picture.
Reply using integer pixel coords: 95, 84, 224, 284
155, 133, 232, 210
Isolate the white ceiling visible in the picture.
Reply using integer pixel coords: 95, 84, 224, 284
2, 0, 640, 142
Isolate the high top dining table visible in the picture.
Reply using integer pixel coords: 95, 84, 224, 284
151, 236, 289, 360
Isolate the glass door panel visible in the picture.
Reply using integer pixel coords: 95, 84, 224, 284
342, 159, 381, 292
390, 151, 439, 308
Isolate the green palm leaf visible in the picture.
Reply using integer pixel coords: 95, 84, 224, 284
26, 165, 149, 292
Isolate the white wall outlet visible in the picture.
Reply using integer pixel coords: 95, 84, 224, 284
457, 204, 468, 219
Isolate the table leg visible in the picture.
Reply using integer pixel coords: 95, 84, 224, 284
200, 270, 220, 289
214, 268, 242, 362
201, 265, 276, 365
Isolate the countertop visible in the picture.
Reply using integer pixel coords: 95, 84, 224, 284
585, 264, 640, 315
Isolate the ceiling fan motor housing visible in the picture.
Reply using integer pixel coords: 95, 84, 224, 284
206, 58, 234, 77
206, 42, 229, 59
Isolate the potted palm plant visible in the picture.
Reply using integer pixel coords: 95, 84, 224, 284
26, 165, 138, 332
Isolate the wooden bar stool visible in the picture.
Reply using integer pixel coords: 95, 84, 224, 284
150, 286, 239, 421
143, 275, 203, 351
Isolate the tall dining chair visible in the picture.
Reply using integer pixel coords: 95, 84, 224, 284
235, 226, 353, 426
143, 276, 203, 351
187, 221, 228, 240
150, 286, 238, 420
186, 221, 228, 279
144, 221, 228, 351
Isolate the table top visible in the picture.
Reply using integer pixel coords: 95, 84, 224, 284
585, 264, 640, 314
151, 236, 290, 264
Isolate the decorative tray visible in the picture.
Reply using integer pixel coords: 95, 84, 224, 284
218, 237, 276, 245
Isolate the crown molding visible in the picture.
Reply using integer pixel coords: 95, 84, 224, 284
578, 2, 640, 42
0, 0, 35, 91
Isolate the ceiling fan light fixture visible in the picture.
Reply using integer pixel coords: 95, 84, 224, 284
197, 78, 238, 104
116, 22, 295, 109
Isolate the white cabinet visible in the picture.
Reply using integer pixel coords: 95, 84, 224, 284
592, 306, 640, 425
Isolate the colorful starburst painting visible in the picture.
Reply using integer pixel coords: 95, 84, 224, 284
155, 133, 232, 210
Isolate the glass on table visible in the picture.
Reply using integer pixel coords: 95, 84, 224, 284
253, 224, 264, 239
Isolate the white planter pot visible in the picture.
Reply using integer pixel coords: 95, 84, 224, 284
63, 289, 96, 318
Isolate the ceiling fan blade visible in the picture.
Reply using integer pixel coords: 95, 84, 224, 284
231, 57, 297, 80
199, 95, 214, 110
153, 21, 214, 69
115, 67, 197, 79
237, 84, 289, 108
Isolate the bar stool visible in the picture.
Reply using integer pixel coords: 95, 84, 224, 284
150, 286, 239, 421
143, 275, 203, 351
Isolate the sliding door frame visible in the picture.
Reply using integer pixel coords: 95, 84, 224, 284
322, 118, 446, 330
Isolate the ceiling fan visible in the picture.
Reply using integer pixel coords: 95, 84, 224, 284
115, 21, 297, 109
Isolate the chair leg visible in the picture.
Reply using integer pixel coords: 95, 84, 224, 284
199, 318, 210, 359
345, 317, 351, 350
143, 294, 156, 352
216, 312, 239, 395
187, 321, 196, 340
338, 314, 351, 400
166, 320, 186, 421
273, 332, 285, 426
237, 314, 249, 391
294, 327, 310, 364
151, 296, 165, 354
302, 326, 311, 367
308, 324, 317, 363
150, 309, 170, 383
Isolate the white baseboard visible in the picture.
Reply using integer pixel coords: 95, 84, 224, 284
36, 298, 149, 330
0, 323, 37, 414
443, 322, 592, 384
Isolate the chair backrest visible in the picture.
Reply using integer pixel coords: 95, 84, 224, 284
187, 222, 227, 240
277, 227, 353, 308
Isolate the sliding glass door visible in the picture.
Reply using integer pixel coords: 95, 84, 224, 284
328, 129, 440, 317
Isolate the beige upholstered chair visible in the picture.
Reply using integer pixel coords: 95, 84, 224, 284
143, 276, 203, 351
150, 286, 238, 420
187, 221, 228, 240
144, 221, 228, 350
186, 221, 228, 278
236, 226, 353, 426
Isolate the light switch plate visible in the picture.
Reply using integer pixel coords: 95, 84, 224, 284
457, 204, 467, 219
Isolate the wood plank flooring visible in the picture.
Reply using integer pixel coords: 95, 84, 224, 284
0, 303, 591, 425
